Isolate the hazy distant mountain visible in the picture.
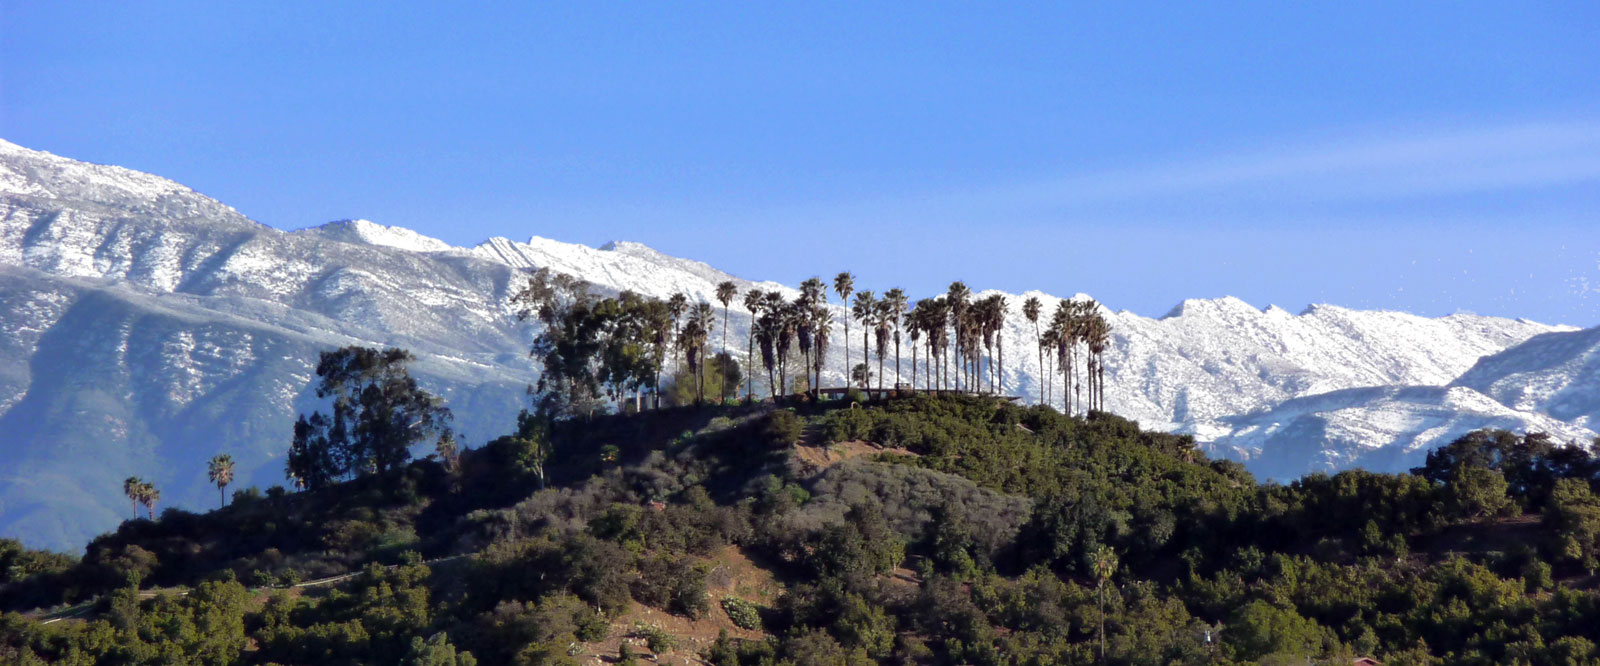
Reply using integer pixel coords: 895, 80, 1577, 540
0, 137, 1589, 551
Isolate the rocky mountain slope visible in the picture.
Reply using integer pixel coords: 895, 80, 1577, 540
0, 137, 1591, 551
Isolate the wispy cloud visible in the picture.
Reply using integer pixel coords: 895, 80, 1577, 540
786, 118, 1600, 227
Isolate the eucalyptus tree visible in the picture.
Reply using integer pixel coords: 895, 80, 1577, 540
716, 281, 738, 403
742, 288, 764, 401
833, 272, 854, 387
883, 288, 908, 387
207, 454, 235, 508
1023, 296, 1043, 404
945, 282, 970, 392
851, 291, 877, 389
288, 347, 455, 488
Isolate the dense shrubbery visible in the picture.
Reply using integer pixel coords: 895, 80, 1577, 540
5, 394, 1600, 665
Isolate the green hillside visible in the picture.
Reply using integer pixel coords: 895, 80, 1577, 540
5, 387, 1600, 665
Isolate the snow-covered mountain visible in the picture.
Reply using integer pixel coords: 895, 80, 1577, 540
1450, 326, 1600, 431
0, 137, 1591, 552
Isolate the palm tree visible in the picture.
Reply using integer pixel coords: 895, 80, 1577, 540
1023, 297, 1042, 405
1040, 327, 1059, 410
1084, 308, 1112, 412
123, 476, 143, 519
138, 481, 160, 520
811, 305, 833, 396
985, 294, 998, 395
946, 282, 970, 392
716, 281, 738, 404
873, 298, 893, 392
1091, 545, 1119, 664
851, 291, 876, 389
833, 272, 854, 388
1050, 302, 1072, 413
883, 288, 908, 389
207, 454, 235, 508
915, 304, 928, 392
756, 292, 782, 399
691, 302, 715, 403
667, 292, 688, 384
743, 288, 764, 401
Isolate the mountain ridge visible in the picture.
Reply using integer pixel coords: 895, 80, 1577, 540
1, 137, 1592, 551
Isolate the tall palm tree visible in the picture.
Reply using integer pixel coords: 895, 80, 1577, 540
207, 454, 235, 508
123, 476, 143, 519
873, 298, 893, 392
833, 272, 854, 388
743, 288, 764, 401
716, 281, 738, 404
667, 292, 688, 383
1050, 302, 1072, 413
1023, 297, 1042, 405
1040, 327, 1059, 410
946, 282, 970, 392
1092, 545, 1119, 664
924, 299, 943, 391
1085, 308, 1112, 412
139, 481, 159, 520
991, 295, 1008, 395
756, 293, 782, 399
851, 291, 876, 389
811, 305, 832, 396
775, 300, 799, 396
883, 288, 907, 389
691, 302, 715, 403
907, 301, 926, 391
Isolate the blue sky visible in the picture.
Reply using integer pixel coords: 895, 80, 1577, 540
4, 2, 1598, 324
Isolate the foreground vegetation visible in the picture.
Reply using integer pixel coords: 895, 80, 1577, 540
4, 388, 1600, 665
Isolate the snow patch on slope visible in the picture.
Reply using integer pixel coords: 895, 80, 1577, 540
1207, 384, 1597, 480
298, 219, 457, 254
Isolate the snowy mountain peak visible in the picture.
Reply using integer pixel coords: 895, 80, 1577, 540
1160, 295, 1263, 320
297, 219, 458, 253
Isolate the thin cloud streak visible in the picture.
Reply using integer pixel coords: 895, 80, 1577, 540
762, 119, 1600, 228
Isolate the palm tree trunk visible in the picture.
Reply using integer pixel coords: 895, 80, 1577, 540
842, 321, 849, 390
893, 334, 901, 389
746, 329, 754, 402
721, 308, 730, 404
862, 327, 869, 389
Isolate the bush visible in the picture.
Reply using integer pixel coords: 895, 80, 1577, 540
763, 410, 803, 448
721, 596, 763, 630
632, 623, 677, 654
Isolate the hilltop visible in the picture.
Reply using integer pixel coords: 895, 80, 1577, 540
4, 393, 1600, 665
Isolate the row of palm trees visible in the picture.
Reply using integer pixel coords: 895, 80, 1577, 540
663, 273, 1112, 415
1024, 296, 1112, 415
120, 454, 236, 522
